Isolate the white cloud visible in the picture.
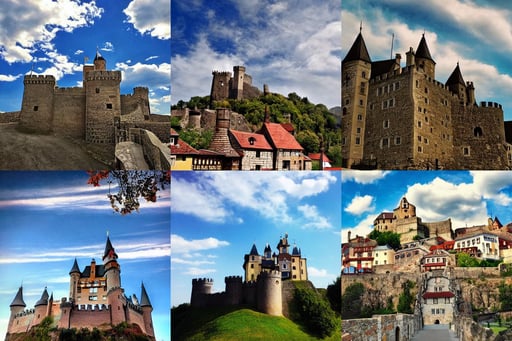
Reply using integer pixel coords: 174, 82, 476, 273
0, 0, 103, 63
145, 56, 159, 61
297, 204, 332, 229
471, 171, 512, 206
101, 42, 114, 52
171, 234, 230, 255
0, 74, 23, 82
344, 195, 374, 215
74, 49, 84, 55
185, 267, 216, 276
124, 0, 170, 40
308, 267, 335, 278
342, 171, 391, 184
171, 258, 215, 266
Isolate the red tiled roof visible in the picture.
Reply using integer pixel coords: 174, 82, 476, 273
308, 153, 332, 162
170, 139, 199, 155
280, 122, 294, 133
422, 291, 454, 299
376, 212, 394, 220
261, 122, 303, 150
229, 130, 272, 150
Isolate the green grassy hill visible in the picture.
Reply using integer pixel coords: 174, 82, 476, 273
172, 305, 340, 341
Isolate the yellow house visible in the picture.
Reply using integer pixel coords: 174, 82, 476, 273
170, 129, 198, 170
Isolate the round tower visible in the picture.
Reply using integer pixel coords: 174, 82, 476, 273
32, 288, 49, 327
7, 286, 26, 334
69, 258, 81, 302
19, 75, 56, 133
224, 276, 243, 305
102, 236, 121, 291
188, 110, 201, 129
256, 270, 282, 316
190, 278, 213, 307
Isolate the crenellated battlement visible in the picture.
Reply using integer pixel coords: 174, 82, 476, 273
225, 275, 243, 283
23, 74, 56, 85
192, 278, 213, 284
13, 308, 35, 318
258, 270, 281, 279
212, 70, 232, 76
86, 70, 121, 81
480, 101, 502, 109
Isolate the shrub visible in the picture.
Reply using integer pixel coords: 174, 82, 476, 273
294, 287, 337, 338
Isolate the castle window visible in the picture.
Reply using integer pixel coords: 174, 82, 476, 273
418, 146, 423, 153
356, 127, 361, 134
417, 121, 422, 128
359, 99, 364, 106
474, 127, 483, 137
463, 147, 470, 156
251, 264, 254, 268
33, 106, 39, 111
106, 103, 113, 109
394, 82, 400, 90
342, 107, 347, 115
383, 120, 390, 129
341, 137, 346, 145
380, 138, 389, 148
96, 88, 100, 93
360, 82, 366, 95
418, 135, 422, 142
362, 71, 366, 78
345, 98, 350, 105
357, 114, 363, 121
425, 87, 429, 94
395, 136, 401, 145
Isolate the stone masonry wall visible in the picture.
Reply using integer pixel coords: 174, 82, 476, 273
53, 88, 86, 138
0, 111, 20, 123
342, 314, 417, 341
68, 307, 111, 330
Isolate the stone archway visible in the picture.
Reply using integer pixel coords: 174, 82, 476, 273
435, 319, 440, 324
395, 326, 400, 341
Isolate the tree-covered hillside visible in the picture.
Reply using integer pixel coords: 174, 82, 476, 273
172, 93, 341, 167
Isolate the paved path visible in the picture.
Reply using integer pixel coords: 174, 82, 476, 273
411, 327, 459, 341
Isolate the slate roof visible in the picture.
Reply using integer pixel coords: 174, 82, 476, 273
229, 130, 273, 150
140, 282, 152, 307
69, 258, 81, 274
343, 32, 371, 63
81, 264, 106, 278
103, 236, 117, 260
371, 59, 398, 79
35, 288, 49, 307
416, 34, 435, 63
249, 244, 259, 256
260, 122, 303, 150
10, 286, 26, 307
446, 63, 465, 86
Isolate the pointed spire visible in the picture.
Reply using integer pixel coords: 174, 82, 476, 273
249, 243, 259, 256
103, 235, 118, 260
35, 287, 49, 306
343, 29, 371, 63
415, 34, 434, 62
10, 286, 26, 307
69, 258, 81, 275
446, 62, 465, 86
140, 282, 152, 307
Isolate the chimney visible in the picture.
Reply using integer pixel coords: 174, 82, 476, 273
406, 47, 415, 67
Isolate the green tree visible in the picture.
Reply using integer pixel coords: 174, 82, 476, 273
499, 281, 512, 311
397, 280, 415, 314
341, 282, 365, 319
326, 276, 341, 314
368, 230, 401, 249
293, 287, 338, 338
457, 252, 480, 267
32, 316, 53, 341
296, 130, 320, 154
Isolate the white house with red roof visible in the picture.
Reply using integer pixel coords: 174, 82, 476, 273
228, 130, 274, 170
421, 275, 456, 325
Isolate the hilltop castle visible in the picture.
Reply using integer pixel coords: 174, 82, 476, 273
342, 28, 512, 169
6, 236, 155, 340
190, 234, 308, 316
209, 65, 263, 106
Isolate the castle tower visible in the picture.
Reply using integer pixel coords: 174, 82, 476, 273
19, 75, 56, 133
341, 29, 372, 168
84, 52, 121, 144
103, 236, 121, 291
290, 245, 308, 281
224, 276, 243, 305
256, 271, 282, 316
140, 282, 155, 338
232, 65, 246, 100
69, 258, 81, 302
32, 288, 50, 327
394, 197, 417, 220
415, 34, 436, 79
210, 71, 232, 105
243, 244, 262, 282
446, 63, 467, 105
7, 286, 26, 335
190, 278, 213, 307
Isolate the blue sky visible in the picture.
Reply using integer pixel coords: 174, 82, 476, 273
0, 171, 170, 341
341, 171, 512, 242
171, 0, 341, 109
170, 171, 341, 307
342, 0, 512, 120
0, 0, 170, 115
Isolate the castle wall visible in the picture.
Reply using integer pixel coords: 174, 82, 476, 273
210, 71, 231, 103
125, 305, 146, 334
342, 313, 418, 341
8, 309, 35, 334
424, 219, 452, 240
121, 122, 170, 144
0, 111, 20, 123
19, 75, 55, 133
68, 305, 111, 330
120, 87, 150, 123
451, 102, 508, 169
53, 87, 86, 138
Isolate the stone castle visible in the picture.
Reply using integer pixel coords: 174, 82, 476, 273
190, 234, 308, 316
6, 236, 155, 340
342, 28, 512, 169
209, 65, 263, 106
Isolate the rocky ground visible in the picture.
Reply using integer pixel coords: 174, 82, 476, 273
0, 123, 113, 170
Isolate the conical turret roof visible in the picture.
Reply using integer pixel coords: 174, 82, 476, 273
10, 286, 26, 307
140, 282, 152, 307
35, 288, 49, 307
416, 34, 435, 62
69, 258, 81, 274
446, 62, 465, 86
103, 235, 118, 260
343, 32, 371, 63
249, 243, 259, 256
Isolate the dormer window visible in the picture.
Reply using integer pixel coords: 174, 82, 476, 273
248, 137, 256, 145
